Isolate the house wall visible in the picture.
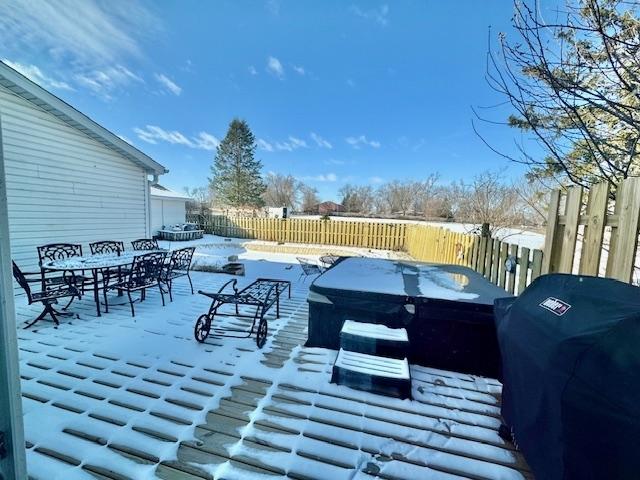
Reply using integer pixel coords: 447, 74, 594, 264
0, 85, 150, 271
150, 196, 186, 234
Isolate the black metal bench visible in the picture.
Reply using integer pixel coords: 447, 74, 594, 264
194, 278, 291, 348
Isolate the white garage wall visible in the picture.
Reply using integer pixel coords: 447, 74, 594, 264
150, 196, 187, 234
0, 85, 150, 271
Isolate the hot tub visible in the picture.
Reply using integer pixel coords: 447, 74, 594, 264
307, 257, 512, 378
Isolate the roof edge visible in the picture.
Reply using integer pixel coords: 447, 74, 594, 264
0, 61, 168, 176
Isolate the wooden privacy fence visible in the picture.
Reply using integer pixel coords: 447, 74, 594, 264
188, 214, 408, 250
190, 213, 545, 295
405, 224, 543, 295
542, 176, 640, 283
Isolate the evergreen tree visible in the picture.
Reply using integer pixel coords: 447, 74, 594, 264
210, 119, 266, 208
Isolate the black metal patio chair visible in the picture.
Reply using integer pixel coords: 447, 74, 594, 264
13, 261, 81, 328
131, 238, 159, 251
160, 247, 195, 301
89, 240, 125, 255
104, 251, 167, 317
296, 257, 322, 282
37, 242, 90, 290
90, 240, 130, 293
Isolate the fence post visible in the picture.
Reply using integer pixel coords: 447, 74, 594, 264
542, 189, 562, 274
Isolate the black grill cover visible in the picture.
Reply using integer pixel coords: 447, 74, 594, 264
494, 273, 640, 480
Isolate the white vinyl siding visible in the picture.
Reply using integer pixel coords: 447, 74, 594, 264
0, 85, 150, 271
150, 196, 187, 234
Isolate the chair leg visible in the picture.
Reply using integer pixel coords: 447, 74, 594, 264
168, 280, 173, 302
158, 282, 165, 306
187, 273, 194, 294
48, 306, 60, 327
127, 291, 135, 317
104, 288, 110, 313
62, 295, 75, 311
24, 307, 49, 329
103, 284, 109, 310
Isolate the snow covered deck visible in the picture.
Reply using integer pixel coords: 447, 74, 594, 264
15, 253, 532, 479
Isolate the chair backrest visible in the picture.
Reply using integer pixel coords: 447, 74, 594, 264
297, 257, 321, 275
37, 243, 83, 265
169, 247, 195, 273
127, 252, 167, 287
131, 238, 159, 251
12, 261, 32, 301
90, 240, 125, 255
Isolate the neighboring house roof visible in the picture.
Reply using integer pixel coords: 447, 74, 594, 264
316, 201, 344, 208
0, 61, 167, 176
150, 184, 190, 201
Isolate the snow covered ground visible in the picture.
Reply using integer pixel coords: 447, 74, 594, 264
159, 234, 411, 273
15, 248, 529, 480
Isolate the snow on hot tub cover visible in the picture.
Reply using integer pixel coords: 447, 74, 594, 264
494, 273, 640, 480
312, 257, 508, 304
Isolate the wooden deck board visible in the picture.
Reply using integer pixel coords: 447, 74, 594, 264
17, 272, 531, 480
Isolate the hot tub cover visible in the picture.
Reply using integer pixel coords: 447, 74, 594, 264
495, 273, 640, 480
312, 257, 507, 304
309, 258, 512, 377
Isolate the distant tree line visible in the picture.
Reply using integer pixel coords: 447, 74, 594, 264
336, 170, 548, 232
184, 118, 549, 231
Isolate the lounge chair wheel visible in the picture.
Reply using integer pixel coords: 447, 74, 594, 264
194, 314, 211, 343
256, 318, 268, 349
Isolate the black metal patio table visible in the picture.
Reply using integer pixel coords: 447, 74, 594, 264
42, 250, 166, 317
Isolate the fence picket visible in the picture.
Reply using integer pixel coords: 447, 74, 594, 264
542, 189, 562, 274
517, 247, 530, 295
607, 177, 640, 282
558, 186, 583, 273
579, 182, 609, 276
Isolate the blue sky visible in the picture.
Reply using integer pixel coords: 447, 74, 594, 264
0, 0, 536, 201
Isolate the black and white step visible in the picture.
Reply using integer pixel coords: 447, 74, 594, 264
331, 348, 412, 399
340, 320, 409, 359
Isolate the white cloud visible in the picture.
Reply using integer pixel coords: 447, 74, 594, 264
0, 0, 159, 98
266, 56, 284, 78
345, 135, 381, 149
134, 125, 219, 151
74, 65, 143, 99
194, 132, 220, 150
154, 73, 181, 95
288, 136, 308, 148
351, 4, 389, 26
257, 138, 274, 152
310, 132, 332, 149
324, 158, 345, 165
275, 136, 308, 151
369, 176, 385, 184
301, 173, 338, 182
266, 0, 280, 15
248, 65, 258, 76
0, 1, 157, 63
260, 136, 308, 152
2, 59, 73, 91
293, 65, 305, 75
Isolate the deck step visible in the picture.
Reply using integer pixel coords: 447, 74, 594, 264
340, 320, 409, 359
331, 348, 411, 400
